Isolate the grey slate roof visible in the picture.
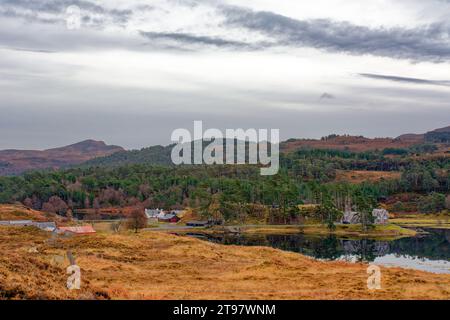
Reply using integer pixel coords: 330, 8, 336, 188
159, 213, 178, 219
34, 222, 57, 231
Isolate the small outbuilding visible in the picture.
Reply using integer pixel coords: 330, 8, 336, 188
158, 213, 180, 223
34, 221, 57, 232
57, 225, 96, 235
342, 211, 360, 224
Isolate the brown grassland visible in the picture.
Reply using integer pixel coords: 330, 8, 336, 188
334, 170, 402, 183
237, 224, 418, 239
1, 226, 449, 300
390, 213, 450, 230
0, 204, 63, 222
280, 136, 422, 153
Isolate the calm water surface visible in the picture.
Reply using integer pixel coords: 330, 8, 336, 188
191, 228, 450, 274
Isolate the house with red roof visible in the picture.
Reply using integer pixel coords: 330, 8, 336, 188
57, 225, 96, 235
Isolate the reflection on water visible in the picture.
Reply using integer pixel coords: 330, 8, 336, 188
374, 254, 450, 274
196, 228, 450, 274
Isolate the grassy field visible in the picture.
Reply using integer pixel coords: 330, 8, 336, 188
238, 224, 417, 239
390, 214, 450, 230
1, 226, 449, 300
0, 204, 63, 222
334, 170, 401, 183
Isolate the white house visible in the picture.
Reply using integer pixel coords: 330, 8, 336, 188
342, 211, 360, 224
145, 208, 166, 219
372, 209, 389, 225
342, 209, 389, 225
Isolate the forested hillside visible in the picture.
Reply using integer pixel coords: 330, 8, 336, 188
0, 144, 448, 224
83, 144, 174, 167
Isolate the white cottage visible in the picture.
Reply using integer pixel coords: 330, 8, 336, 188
342, 209, 389, 225
145, 208, 166, 219
342, 211, 360, 224
372, 209, 389, 225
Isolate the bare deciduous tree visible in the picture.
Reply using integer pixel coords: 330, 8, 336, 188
127, 208, 147, 233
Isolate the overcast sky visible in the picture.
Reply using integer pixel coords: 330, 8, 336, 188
1, 0, 450, 150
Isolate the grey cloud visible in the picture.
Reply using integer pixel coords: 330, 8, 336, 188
359, 73, 450, 86
1, 0, 104, 13
139, 31, 267, 50
0, 0, 132, 26
0, 7, 60, 24
221, 5, 450, 62
319, 93, 335, 100
2, 0, 450, 61
1, 1, 260, 52
0, 21, 142, 53
5, 47, 57, 54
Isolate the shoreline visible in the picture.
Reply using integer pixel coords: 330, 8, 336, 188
170, 223, 419, 240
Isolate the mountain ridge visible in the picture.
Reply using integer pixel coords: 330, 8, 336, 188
0, 140, 124, 176
1, 125, 448, 175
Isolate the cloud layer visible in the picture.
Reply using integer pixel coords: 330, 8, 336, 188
221, 5, 450, 62
0, 0, 449, 149
359, 73, 450, 87
1, 0, 450, 62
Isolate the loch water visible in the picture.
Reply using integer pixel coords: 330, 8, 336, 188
191, 228, 450, 274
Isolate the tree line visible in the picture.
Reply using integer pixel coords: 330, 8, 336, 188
0, 148, 448, 224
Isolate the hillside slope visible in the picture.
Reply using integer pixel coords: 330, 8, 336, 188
281, 125, 450, 153
83, 144, 174, 167
425, 126, 450, 143
0, 204, 62, 222
0, 227, 449, 299
0, 140, 124, 175
280, 135, 421, 153
2, 126, 448, 174
83, 127, 450, 168
82, 140, 264, 168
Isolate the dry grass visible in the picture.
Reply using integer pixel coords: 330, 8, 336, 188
281, 136, 422, 153
0, 226, 449, 300
335, 170, 401, 183
241, 224, 417, 239
0, 204, 62, 222
390, 214, 450, 230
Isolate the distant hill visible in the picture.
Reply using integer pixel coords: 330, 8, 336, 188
425, 126, 450, 143
430, 126, 450, 133
84, 126, 450, 168
395, 133, 424, 142
0, 140, 124, 175
82, 139, 281, 168
282, 126, 450, 153
83, 144, 174, 167
1, 125, 448, 174
280, 135, 423, 153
